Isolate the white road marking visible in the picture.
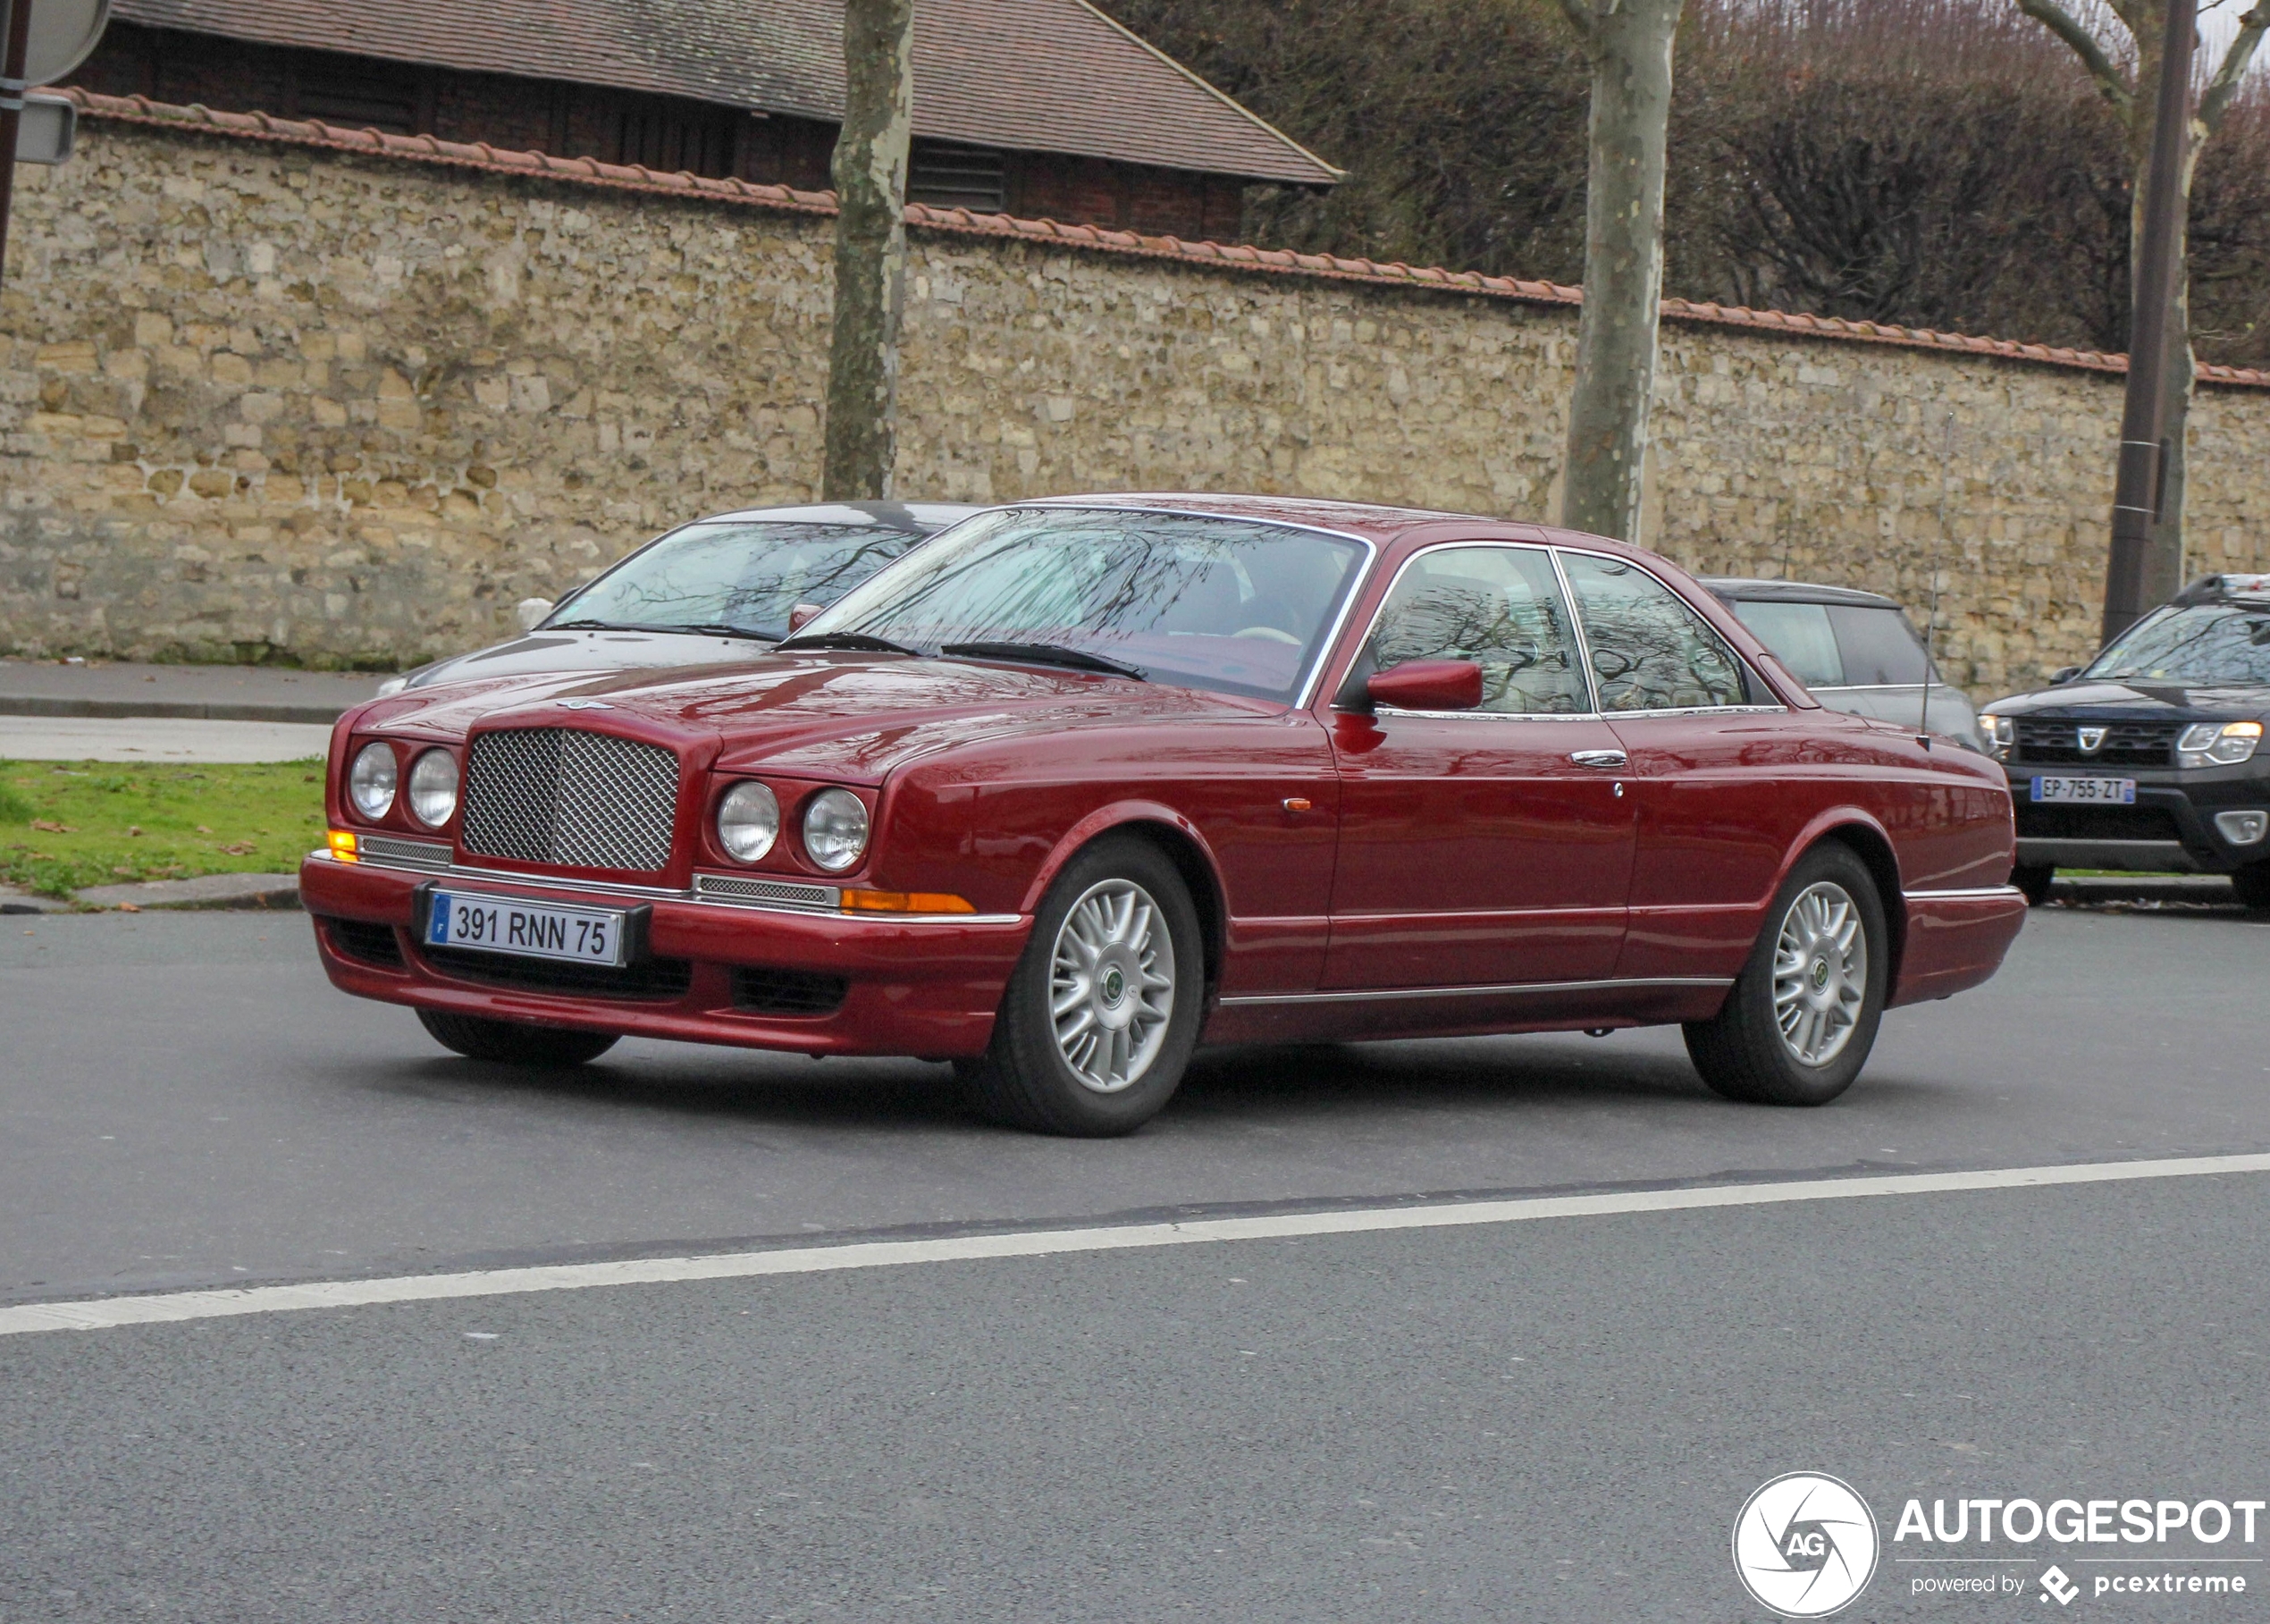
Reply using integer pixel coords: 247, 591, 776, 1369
4, 1151, 2266, 1339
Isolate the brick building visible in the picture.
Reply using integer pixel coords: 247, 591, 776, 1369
62, 0, 1341, 240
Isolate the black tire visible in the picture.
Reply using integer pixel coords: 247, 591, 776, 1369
2232, 862, 2270, 911
1684, 842, 1889, 1107
416, 1008, 619, 1066
2012, 862, 2056, 906
956, 835, 1206, 1136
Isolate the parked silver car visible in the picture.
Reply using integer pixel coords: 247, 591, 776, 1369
1702, 576, 1983, 750
378, 501, 981, 694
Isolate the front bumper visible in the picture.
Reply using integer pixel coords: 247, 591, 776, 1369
300, 851, 1031, 1058
2002, 763, 2270, 874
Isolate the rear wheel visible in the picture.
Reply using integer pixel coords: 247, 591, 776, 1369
957, 836, 1205, 1136
1684, 843, 1887, 1107
2232, 862, 2270, 911
2011, 862, 2056, 905
416, 1008, 619, 1066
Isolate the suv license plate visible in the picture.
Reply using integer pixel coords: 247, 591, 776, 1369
425, 890, 628, 966
2030, 776, 2137, 804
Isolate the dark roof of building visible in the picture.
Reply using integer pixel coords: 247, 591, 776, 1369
108, 0, 1343, 185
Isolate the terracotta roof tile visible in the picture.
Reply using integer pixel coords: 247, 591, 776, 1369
58, 88, 2267, 391
109, 0, 1342, 185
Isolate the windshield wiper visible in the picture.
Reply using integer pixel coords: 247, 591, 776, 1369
777, 630, 923, 656
647, 623, 778, 643
941, 641, 1148, 680
545, 618, 636, 632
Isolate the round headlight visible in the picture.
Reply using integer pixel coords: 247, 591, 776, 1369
716, 780, 780, 862
802, 787, 870, 873
407, 749, 459, 828
349, 741, 398, 820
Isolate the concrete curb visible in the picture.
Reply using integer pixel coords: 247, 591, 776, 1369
0, 885, 67, 915
0, 696, 348, 725
2049, 874, 2247, 906
71, 873, 302, 912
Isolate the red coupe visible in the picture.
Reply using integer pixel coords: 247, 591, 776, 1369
302, 496, 2024, 1135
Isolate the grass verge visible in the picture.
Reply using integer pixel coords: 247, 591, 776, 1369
0, 758, 327, 898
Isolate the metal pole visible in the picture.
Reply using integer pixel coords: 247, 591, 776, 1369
2103, 0, 2199, 645
0, 0, 28, 292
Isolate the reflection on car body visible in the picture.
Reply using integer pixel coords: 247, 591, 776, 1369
376, 501, 980, 694
306, 496, 2024, 1135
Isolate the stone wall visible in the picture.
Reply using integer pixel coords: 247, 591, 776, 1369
5, 114, 2268, 695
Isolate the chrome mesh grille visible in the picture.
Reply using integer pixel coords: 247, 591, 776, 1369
461, 728, 679, 871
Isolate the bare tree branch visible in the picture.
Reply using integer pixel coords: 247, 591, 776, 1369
2017, 0, 2136, 111
2200, 2, 2270, 133
1552, 0, 1600, 52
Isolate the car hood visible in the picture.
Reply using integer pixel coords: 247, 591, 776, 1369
356, 653, 1282, 781
1983, 679, 2270, 721
397, 628, 780, 689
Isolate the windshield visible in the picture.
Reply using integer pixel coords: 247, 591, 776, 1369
792, 508, 1369, 703
2085, 602, 2270, 686
549, 521, 929, 640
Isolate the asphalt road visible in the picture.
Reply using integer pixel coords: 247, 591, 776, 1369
4, 902, 2268, 1620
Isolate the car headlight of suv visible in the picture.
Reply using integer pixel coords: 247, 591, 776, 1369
349, 741, 398, 820
802, 787, 870, 872
2177, 720, 2263, 768
406, 748, 459, 828
716, 780, 781, 862
1980, 712, 2014, 760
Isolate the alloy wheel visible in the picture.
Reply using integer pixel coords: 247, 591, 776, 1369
1770, 880, 1868, 1066
1048, 878, 1177, 1093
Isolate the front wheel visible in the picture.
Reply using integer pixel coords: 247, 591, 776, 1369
2011, 862, 2055, 905
2232, 862, 2270, 911
957, 836, 1205, 1136
416, 1008, 619, 1066
1684, 843, 1888, 1107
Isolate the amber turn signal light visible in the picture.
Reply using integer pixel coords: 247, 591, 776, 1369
327, 829, 359, 862
841, 888, 975, 914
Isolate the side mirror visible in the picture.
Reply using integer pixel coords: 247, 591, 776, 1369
1367, 660, 1484, 712
787, 602, 826, 634
2049, 665, 2081, 686
516, 598, 555, 633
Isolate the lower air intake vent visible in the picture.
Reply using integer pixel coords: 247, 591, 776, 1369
420, 944, 694, 999
321, 915, 404, 968
461, 727, 680, 871
732, 966, 849, 1016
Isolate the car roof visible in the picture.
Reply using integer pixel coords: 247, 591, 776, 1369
688, 501, 983, 534
1699, 576, 1904, 610
2170, 572, 2270, 608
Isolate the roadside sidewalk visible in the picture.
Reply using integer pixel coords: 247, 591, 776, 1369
0, 659, 383, 724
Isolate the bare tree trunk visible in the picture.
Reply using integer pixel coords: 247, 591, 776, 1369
2143, 138, 2203, 604
821, 0, 916, 501
1555, 0, 1684, 543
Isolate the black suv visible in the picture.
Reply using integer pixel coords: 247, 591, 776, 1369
1981, 573, 2270, 905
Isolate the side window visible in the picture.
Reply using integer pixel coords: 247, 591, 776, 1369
1368, 545, 1589, 714
1826, 604, 1932, 686
1728, 600, 1843, 687
1561, 552, 1748, 711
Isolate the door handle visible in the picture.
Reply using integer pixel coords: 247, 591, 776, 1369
1569, 749, 1627, 769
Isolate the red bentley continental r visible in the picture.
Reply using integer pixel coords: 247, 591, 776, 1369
301, 496, 2025, 1135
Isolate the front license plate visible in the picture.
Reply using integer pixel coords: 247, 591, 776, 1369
425, 890, 628, 966
2030, 775, 2137, 804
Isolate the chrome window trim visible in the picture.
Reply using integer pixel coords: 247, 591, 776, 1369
916, 501, 1379, 713
1218, 974, 1733, 1007
1552, 543, 1786, 718
1337, 538, 1607, 720
323, 848, 1020, 922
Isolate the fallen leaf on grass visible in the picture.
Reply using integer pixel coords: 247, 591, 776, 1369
30, 820, 73, 834
218, 841, 257, 855
118, 903, 141, 913
113, 866, 137, 876
126, 826, 144, 837
196, 825, 213, 835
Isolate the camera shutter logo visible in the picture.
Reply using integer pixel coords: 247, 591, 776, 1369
1732, 1472, 1880, 1617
